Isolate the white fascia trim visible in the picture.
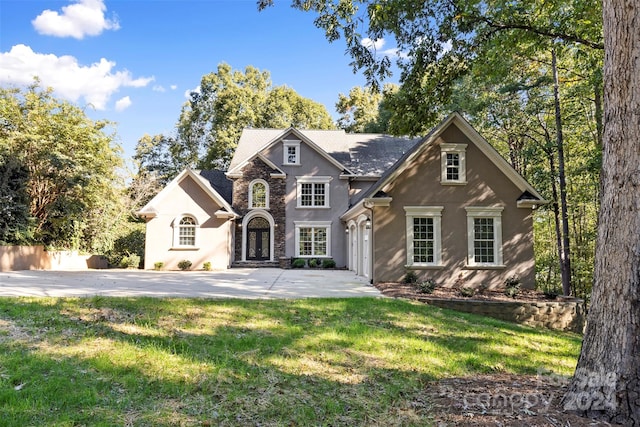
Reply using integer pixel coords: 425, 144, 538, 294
363, 197, 392, 208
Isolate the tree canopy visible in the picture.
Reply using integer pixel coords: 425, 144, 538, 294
0, 83, 124, 251
169, 63, 335, 172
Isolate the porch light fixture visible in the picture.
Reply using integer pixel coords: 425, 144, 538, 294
365, 218, 371, 229
345, 227, 349, 233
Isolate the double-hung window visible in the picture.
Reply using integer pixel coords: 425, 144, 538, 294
404, 206, 443, 267
296, 176, 331, 208
465, 207, 504, 267
294, 221, 331, 257
440, 143, 467, 184
283, 140, 300, 165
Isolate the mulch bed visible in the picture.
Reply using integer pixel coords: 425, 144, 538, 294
375, 282, 616, 426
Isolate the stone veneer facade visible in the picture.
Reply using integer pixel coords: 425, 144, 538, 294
231, 158, 286, 262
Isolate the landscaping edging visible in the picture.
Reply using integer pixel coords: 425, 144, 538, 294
416, 296, 586, 333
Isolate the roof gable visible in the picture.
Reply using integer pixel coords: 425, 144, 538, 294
343, 112, 546, 216
228, 128, 353, 175
137, 169, 238, 218
228, 127, 421, 177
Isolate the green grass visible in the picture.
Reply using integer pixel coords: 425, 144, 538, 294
0, 297, 581, 426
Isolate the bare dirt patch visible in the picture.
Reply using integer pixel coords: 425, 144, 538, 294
375, 283, 615, 426
425, 373, 616, 426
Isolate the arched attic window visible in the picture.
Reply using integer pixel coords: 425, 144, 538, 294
249, 179, 269, 209
173, 215, 198, 248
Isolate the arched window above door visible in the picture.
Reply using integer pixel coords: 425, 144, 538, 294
249, 179, 269, 209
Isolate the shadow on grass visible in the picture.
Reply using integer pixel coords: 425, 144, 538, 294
0, 296, 581, 426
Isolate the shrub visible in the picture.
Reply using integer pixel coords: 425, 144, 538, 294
403, 270, 418, 284
308, 258, 320, 268
292, 258, 306, 268
459, 286, 476, 298
153, 261, 164, 271
203, 261, 212, 271
416, 279, 437, 294
119, 252, 140, 269
178, 260, 192, 271
322, 258, 336, 269
504, 275, 521, 298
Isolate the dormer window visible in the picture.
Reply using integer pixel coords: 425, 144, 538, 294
283, 140, 300, 165
441, 143, 467, 184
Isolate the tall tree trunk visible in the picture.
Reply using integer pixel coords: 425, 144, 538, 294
562, 0, 640, 424
552, 48, 573, 296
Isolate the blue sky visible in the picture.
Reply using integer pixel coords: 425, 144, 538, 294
0, 0, 401, 161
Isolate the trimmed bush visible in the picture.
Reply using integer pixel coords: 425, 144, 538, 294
403, 270, 418, 284
292, 258, 306, 268
308, 258, 320, 268
119, 252, 140, 269
416, 279, 436, 294
459, 286, 476, 298
504, 275, 521, 298
203, 261, 212, 271
322, 258, 336, 269
178, 260, 192, 271
153, 261, 164, 271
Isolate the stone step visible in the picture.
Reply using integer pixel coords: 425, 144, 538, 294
231, 261, 279, 268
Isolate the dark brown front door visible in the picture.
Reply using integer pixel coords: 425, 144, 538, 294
246, 217, 270, 261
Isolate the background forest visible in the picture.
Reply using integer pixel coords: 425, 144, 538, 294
0, 0, 603, 301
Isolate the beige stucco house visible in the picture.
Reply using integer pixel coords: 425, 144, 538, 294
138, 112, 546, 288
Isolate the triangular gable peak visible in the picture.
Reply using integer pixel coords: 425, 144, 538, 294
226, 153, 286, 179
227, 127, 355, 176
137, 169, 238, 219
342, 112, 546, 219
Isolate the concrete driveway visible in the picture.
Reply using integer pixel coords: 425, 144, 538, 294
0, 268, 382, 298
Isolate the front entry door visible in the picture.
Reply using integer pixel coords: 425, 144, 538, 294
246, 217, 270, 261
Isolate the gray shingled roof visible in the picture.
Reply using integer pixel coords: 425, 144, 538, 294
197, 169, 232, 205
229, 128, 422, 177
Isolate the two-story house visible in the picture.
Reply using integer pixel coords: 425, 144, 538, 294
138, 112, 546, 288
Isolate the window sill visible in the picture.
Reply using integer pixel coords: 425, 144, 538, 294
295, 206, 331, 210
170, 247, 200, 251
441, 181, 467, 186
464, 264, 506, 270
404, 264, 445, 270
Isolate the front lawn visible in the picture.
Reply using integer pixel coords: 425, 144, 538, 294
0, 297, 581, 426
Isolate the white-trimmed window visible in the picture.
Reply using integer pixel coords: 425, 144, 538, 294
441, 143, 467, 184
296, 176, 331, 208
465, 207, 504, 267
294, 221, 331, 257
283, 140, 300, 165
249, 179, 269, 209
404, 206, 443, 267
173, 215, 198, 248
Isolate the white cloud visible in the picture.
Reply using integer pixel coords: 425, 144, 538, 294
0, 44, 154, 110
32, 0, 120, 39
170, 85, 177, 91
115, 96, 131, 111
361, 37, 386, 50
361, 37, 406, 60
153, 85, 166, 92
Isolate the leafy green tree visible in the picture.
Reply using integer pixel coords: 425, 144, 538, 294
336, 84, 399, 133
176, 63, 335, 169
0, 83, 124, 250
0, 151, 32, 244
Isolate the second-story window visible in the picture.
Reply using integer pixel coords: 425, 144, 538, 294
283, 140, 300, 165
249, 179, 269, 209
440, 143, 467, 184
296, 176, 331, 208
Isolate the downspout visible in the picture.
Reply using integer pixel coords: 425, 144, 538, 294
363, 201, 374, 284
